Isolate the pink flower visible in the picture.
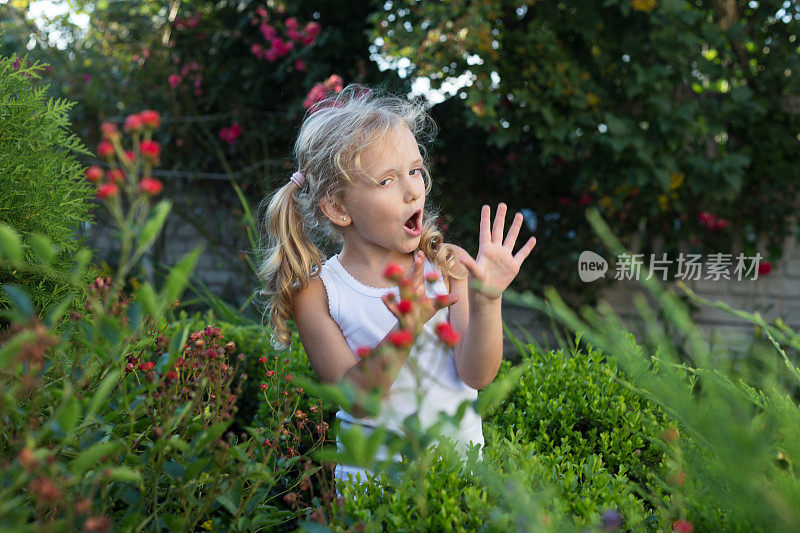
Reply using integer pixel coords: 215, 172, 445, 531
255, 6, 267, 18
305, 22, 321, 39
294, 59, 306, 71
219, 122, 243, 145
285, 17, 300, 30
83, 74, 92, 83
672, 520, 694, 533
168, 74, 182, 88
250, 44, 263, 59
138, 177, 163, 196
260, 23, 277, 41
96, 183, 118, 200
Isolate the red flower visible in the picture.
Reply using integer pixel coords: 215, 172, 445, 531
672, 520, 694, 533
356, 346, 371, 358
285, 17, 299, 30
106, 168, 124, 184
219, 122, 243, 145
425, 272, 439, 283
258, 356, 267, 364
262, 438, 271, 447
97, 140, 114, 159
758, 261, 772, 276
101, 122, 120, 140
165, 371, 177, 381
168, 74, 182, 88
434, 294, 451, 308
138, 177, 163, 196
139, 140, 161, 164
397, 299, 413, 314
138, 361, 155, 372
96, 183, 118, 200
85, 166, 104, 183
435, 322, 461, 347
383, 263, 404, 282
124, 113, 144, 134
387, 329, 413, 348
285, 374, 293, 382
139, 109, 161, 129
266, 370, 275, 378
294, 59, 306, 71
260, 383, 268, 390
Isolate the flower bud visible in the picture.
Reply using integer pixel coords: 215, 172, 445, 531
85, 165, 104, 183
383, 263, 404, 282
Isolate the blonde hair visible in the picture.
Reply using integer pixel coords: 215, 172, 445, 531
255, 84, 465, 350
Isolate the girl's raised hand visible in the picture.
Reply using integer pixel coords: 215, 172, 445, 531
381, 250, 458, 335
459, 203, 537, 300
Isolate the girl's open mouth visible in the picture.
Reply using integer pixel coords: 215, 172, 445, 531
404, 210, 422, 237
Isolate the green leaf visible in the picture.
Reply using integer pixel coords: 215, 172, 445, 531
474, 362, 527, 416
216, 491, 239, 515
29, 233, 55, 264
136, 200, 172, 256
159, 246, 203, 314
70, 248, 92, 280
87, 370, 120, 419
135, 282, 157, 317
2, 284, 34, 320
72, 441, 120, 476
0, 223, 23, 263
105, 467, 142, 483
44, 291, 75, 328
57, 396, 82, 436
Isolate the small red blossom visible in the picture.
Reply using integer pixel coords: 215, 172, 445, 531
387, 329, 414, 348
383, 263, 404, 282
139, 109, 161, 129
266, 370, 275, 378
138, 361, 155, 372
434, 294, 451, 308
124, 150, 136, 165
97, 140, 114, 159
259, 356, 267, 364
138, 177, 163, 196
96, 183, 118, 200
219, 122, 243, 145
285, 374, 293, 382
106, 168, 125, 184
262, 438, 270, 447
672, 520, 694, 533
425, 272, 439, 283
165, 371, 177, 381
397, 299, 413, 314
435, 322, 461, 347
356, 346, 371, 358
85, 166, 104, 183
294, 59, 306, 71
123, 113, 144, 134
758, 261, 773, 276
168, 74, 182, 88
139, 140, 161, 164
260, 383, 268, 390
100, 122, 120, 140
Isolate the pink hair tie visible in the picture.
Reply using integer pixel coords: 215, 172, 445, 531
289, 171, 306, 188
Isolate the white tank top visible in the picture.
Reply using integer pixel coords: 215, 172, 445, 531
318, 253, 485, 471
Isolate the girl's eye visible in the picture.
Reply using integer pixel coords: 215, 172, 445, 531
410, 168, 423, 177
379, 178, 392, 186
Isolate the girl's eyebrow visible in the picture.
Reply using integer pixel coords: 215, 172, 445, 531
377, 158, 424, 175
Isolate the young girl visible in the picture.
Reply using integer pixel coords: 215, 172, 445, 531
257, 85, 537, 495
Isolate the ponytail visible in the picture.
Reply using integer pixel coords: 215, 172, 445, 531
256, 178, 324, 350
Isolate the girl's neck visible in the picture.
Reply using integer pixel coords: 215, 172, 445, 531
337, 248, 417, 289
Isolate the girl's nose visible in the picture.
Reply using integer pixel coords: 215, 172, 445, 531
404, 175, 423, 203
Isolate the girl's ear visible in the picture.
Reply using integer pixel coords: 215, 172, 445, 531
319, 196, 350, 227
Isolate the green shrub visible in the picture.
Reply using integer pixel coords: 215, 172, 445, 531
0, 54, 97, 330
484, 340, 673, 528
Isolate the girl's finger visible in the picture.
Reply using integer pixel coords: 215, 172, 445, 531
411, 250, 425, 283
492, 203, 507, 243
479, 205, 491, 246
459, 254, 480, 278
513, 236, 537, 264
381, 294, 400, 318
503, 212, 523, 250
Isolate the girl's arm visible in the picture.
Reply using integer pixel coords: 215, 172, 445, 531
447, 204, 537, 389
